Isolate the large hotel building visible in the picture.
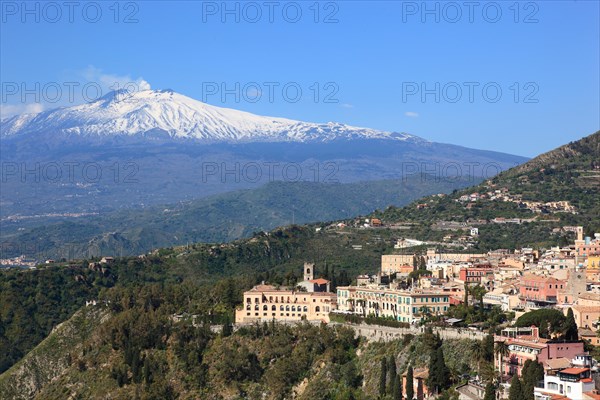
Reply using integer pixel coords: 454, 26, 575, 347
336, 286, 450, 324
235, 263, 336, 324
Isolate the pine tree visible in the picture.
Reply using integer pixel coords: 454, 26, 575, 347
406, 365, 414, 400
379, 358, 387, 397
483, 382, 496, 400
563, 308, 578, 341
509, 376, 524, 400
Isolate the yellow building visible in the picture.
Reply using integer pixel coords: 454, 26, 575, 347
381, 254, 415, 275
568, 305, 600, 330
586, 255, 600, 281
235, 284, 336, 324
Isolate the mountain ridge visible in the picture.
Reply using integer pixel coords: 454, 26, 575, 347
1, 89, 420, 144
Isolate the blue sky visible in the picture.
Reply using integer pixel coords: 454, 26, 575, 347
1, 0, 599, 157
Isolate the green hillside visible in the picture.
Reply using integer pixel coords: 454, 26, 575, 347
1, 176, 479, 261
0, 281, 483, 400
373, 131, 600, 249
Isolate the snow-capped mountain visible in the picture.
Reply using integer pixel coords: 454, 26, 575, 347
1, 89, 418, 143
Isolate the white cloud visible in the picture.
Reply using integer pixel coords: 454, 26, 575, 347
340, 103, 354, 109
405, 111, 419, 118
0, 67, 152, 118
0, 103, 45, 119
82, 66, 151, 93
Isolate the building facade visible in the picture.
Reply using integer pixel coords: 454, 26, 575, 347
336, 286, 449, 324
235, 284, 336, 324
495, 327, 585, 377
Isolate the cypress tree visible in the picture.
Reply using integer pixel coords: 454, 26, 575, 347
509, 376, 524, 400
428, 346, 450, 394
483, 334, 495, 362
379, 358, 387, 397
483, 382, 496, 400
143, 357, 152, 385
521, 360, 544, 400
406, 365, 414, 400
563, 308, 578, 341
392, 374, 403, 400
222, 315, 233, 337
435, 347, 450, 391
388, 355, 397, 392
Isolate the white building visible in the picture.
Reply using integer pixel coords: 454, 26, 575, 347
534, 354, 597, 400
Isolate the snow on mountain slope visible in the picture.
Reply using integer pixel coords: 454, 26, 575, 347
0, 89, 420, 143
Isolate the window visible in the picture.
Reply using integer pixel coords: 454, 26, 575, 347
315, 306, 321, 312
263, 305, 268, 311
272, 305, 276, 311
280, 305, 284, 311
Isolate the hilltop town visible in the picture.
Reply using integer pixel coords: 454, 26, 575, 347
237, 226, 600, 400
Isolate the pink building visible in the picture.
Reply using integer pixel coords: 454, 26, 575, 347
519, 274, 565, 303
495, 327, 584, 377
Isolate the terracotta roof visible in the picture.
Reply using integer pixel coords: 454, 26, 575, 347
544, 358, 570, 370
309, 278, 330, 285
507, 339, 547, 349
521, 274, 561, 282
533, 391, 569, 400
413, 368, 429, 379
583, 391, 600, 400
559, 367, 589, 375
572, 305, 600, 312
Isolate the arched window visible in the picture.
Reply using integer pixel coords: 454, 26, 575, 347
291, 306, 296, 312
315, 306, 321, 312
280, 305, 284, 311
303, 306, 308, 312
246, 304, 251, 310
254, 305, 259, 311
272, 305, 276, 311
286, 305, 290, 311
263, 305, 268, 311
